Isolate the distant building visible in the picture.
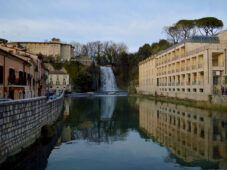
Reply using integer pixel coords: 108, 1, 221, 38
138, 30, 227, 101
48, 69, 71, 92
0, 44, 48, 99
8, 39, 74, 61
71, 56, 94, 66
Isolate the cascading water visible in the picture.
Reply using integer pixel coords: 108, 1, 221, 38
100, 66, 118, 92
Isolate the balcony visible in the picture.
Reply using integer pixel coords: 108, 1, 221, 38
181, 67, 185, 71
186, 66, 190, 71
181, 82, 185, 86
176, 69, 180, 72
176, 82, 180, 86
186, 82, 190, 85
192, 81, 197, 85
198, 81, 204, 85
191, 65, 197, 70
198, 64, 203, 69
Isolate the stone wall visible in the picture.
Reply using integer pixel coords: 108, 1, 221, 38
0, 93, 64, 163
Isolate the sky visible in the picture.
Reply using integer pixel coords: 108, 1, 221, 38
0, 0, 227, 52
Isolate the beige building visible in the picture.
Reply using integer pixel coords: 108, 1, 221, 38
8, 39, 74, 61
139, 30, 227, 101
48, 69, 71, 92
139, 99, 227, 168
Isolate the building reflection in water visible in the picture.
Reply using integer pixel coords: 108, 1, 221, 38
63, 97, 71, 118
139, 98, 227, 169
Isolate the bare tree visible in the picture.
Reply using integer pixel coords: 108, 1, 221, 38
71, 42, 83, 56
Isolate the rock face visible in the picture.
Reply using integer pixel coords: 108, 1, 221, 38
0, 94, 64, 164
100, 66, 118, 92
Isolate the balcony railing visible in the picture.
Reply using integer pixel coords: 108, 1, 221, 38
186, 66, 190, 71
181, 67, 185, 71
186, 82, 190, 85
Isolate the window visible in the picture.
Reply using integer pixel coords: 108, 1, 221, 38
8, 68, 16, 84
0, 65, 3, 84
213, 76, 219, 85
19, 71, 23, 85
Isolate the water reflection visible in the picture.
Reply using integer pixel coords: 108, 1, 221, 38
6, 96, 226, 170
139, 98, 227, 169
100, 96, 116, 121
60, 96, 133, 144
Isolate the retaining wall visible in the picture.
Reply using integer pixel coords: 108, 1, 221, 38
0, 93, 64, 163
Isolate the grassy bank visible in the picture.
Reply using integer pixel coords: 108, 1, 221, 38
132, 94, 227, 112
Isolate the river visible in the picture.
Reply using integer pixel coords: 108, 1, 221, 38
2, 96, 227, 170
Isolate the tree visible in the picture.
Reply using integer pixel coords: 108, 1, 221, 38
51, 37, 60, 42
164, 25, 182, 44
138, 44, 152, 59
195, 17, 223, 36
175, 19, 196, 39
71, 42, 83, 56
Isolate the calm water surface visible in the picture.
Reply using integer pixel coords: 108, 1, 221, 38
46, 96, 227, 170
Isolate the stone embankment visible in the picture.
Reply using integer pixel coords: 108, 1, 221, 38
0, 93, 64, 163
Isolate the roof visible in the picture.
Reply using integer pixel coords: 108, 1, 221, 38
0, 45, 31, 65
8, 41, 73, 47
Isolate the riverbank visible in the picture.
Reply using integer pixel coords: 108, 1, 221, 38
132, 94, 227, 112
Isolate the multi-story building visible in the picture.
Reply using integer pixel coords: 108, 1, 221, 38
0, 44, 48, 99
139, 99, 227, 169
48, 69, 71, 92
139, 30, 227, 101
8, 39, 74, 61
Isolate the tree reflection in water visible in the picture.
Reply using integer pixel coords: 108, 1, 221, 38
62, 96, 138, 144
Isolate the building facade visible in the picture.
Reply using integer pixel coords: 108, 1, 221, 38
48, 70, 71, 92
8, 40, 74, 61
139, 30, 227, 101
0, 44, 48, 99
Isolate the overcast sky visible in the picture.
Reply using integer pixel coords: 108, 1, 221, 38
0, 0, 227, 52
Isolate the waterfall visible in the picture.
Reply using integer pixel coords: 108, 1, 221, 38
100, 66, 118, 92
